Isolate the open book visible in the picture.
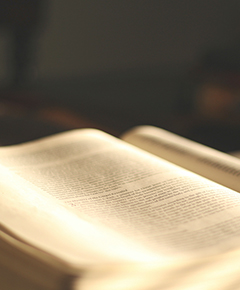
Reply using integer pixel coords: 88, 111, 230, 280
1, 125, 240, 290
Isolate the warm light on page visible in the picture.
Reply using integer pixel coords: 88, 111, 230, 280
0, 165, 157, 264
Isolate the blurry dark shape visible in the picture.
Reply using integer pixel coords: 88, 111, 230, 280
176, 43, 240, 152
0, 0, 46, 86
0, 86, 105, 145
193, 44, 240, 121
0, 1, 101, 145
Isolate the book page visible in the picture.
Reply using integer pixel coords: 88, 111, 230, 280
1, 129, 240, 261
122, 125, 240, 193
78, 248, 240, 290
0, 164, 150, 267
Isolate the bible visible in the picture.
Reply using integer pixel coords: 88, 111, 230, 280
1, 125, 240, 290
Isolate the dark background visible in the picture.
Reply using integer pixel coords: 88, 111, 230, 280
0, 0, 240, 152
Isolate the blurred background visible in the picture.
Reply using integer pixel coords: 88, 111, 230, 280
0, 0, 239, 152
